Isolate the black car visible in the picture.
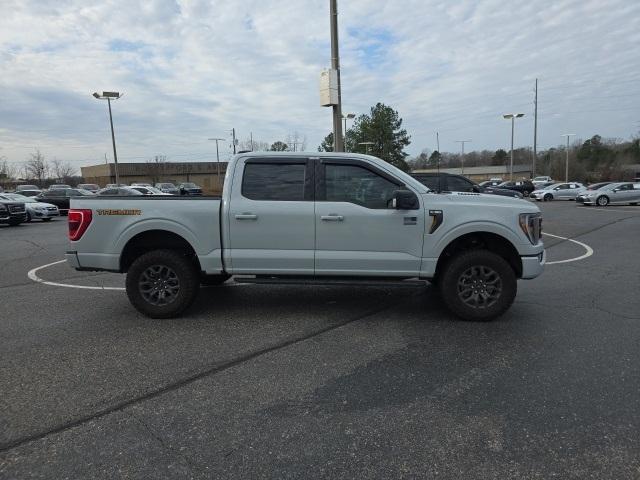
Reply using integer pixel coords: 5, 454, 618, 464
497, 180, 535, 196
178, 182, 203, 196
410, 173, 524, 198
0, 199, 27, 226
37, 188, 95, 215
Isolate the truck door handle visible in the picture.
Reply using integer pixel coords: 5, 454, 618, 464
321, 214, 344, 221
235, 213, 257, 220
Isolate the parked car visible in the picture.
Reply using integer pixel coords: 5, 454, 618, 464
0, 193, 59, 221
131, 183, 153, 188
49, 184, 72, 190
178, 182, 203, 195
67, 152, 545, 321
578, 182, 640, 206
77, 183, 100, 193
532, 176, 553, 187
529, 182, 586, 201
411, 173, 523, 198
155, 182, 180, 195
105, 183, 129, 188
37, 188, 95, 214
15, 184, 40, 192
0, 198, 27, 226
130, 186, 172, 195
13, 189, 42, 197
498, 180, 535, 196
479, 180, 502, 188
97, 186, 145, 196
575, 182, 613, 204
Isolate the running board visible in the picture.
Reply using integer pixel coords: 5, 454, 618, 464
232, 276, 428, 288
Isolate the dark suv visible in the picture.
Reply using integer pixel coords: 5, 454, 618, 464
497, 180, 535, 196
37, 188, 95, 215
410, 173, 524, 198
0, 199, 27, 226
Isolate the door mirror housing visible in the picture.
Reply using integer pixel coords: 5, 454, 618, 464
392, 189, 419, 210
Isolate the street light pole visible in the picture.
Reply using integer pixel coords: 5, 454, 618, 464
503, 113, 525, 180
208, 137, 225, 192
330, 0, 344, 152
454, 140, 471, 175
561, 133, 576, 182
93, 91, 122, 185
342, 113, 355, 151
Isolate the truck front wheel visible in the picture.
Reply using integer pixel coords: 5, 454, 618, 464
439, 250, 517, 321
126, 249, 200, 319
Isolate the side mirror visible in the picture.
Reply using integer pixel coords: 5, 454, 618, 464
392, 189, 419, 210
613, 188, 619, 192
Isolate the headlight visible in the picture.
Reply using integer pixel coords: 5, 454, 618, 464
519, 213, 542, 245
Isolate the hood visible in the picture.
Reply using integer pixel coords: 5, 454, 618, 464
424, 191, 539, 213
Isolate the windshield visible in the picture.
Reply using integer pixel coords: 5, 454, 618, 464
586, 183, 609, 190
6, 194, 37, 203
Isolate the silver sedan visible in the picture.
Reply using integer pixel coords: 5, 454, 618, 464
529, 182, 585, 201
0, 193, 60, 221
579, 182, 640, 206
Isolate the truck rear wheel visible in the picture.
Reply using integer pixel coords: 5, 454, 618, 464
439, 250, 516, 321
126, 249, 200, 319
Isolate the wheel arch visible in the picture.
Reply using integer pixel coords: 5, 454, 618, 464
120, 230, 201, 273
434, 231, 523, 279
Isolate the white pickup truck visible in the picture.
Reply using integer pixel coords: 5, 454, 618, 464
66, 152, 544, 321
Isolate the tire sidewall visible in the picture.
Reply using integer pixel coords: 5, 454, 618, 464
126, 249, 199, 319
439, 250, 517, 321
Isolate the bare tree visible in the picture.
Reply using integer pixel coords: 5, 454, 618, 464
0, 158, 18, 188
237, 137, 270, 152
285, 131, 307, 152
25, 150, 49, 186
146, 155, 167, 184
51, 158, 77, 183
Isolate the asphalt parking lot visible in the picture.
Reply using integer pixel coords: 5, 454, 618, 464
1, 201, 639, 479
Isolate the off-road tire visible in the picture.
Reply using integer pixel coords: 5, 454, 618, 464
126, 249, 200, 319
438, 249, 517, 322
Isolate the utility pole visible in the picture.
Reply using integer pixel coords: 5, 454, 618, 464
92, 91, 122, 185
561, 133, 576, 182
454, 140, 471, 175
231, 128, 237, 154
436, 132, 442, 192
329, 0, 344, 152
250, 132, 253, 151
208, 137, 225, 192
532, 79, 538, 176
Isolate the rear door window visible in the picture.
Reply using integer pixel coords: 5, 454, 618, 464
446, 176, 474, 192
242, 163, 306, 201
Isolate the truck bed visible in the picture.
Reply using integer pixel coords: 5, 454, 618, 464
66, 196, 224, 274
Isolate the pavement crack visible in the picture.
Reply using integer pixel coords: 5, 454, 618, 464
0, 300, 400, 454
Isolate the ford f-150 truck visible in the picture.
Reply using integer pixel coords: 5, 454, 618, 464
66, 152, 545, 321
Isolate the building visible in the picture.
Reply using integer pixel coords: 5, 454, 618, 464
81, 161, 228, 194
411, 164, 532, 183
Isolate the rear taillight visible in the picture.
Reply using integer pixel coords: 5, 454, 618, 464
68, 209, 93, 241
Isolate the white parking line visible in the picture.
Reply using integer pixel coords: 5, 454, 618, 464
27, 260, 125, 291
543, 233, 594, 265
27, 259, 246, 290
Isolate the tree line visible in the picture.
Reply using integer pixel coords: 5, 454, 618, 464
0, 150, 78, 188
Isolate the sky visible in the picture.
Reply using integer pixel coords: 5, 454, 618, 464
0, 0, 638, 170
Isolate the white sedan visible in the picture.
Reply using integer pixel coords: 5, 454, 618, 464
0, 193, 59, 221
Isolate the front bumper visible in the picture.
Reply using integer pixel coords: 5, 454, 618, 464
31, 208, 60, 218
521, 249, 545, 279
